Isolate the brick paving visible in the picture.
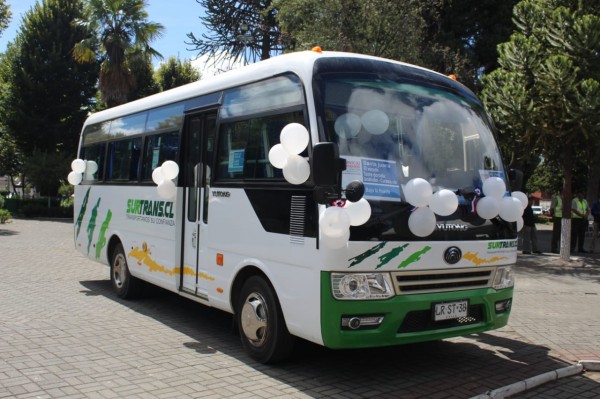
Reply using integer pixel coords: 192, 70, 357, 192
0, 219, 598, 398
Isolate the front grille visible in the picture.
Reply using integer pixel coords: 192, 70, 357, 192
391, 267, 494, 295
398, 304, 484, 333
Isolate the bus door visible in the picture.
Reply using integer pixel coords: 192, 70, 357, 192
181, 111, 217, 299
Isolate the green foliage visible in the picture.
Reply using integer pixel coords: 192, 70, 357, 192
0, 209, 11, 224
276, 0, 425, 65
0, 0, 98, 162
13, 198, 72, 218
481, 0, 600, 225
23, 149, 71, 197
0, 132, 23, 178
0, 0, 11, 38
73, 0, 164, 107
276, 0, 517, 90
187, 0, 282, 66
127, 54, 160, 101
155, 56, 201, 91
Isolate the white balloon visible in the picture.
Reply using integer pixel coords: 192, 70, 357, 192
334, 113, 362, 138
85, 171, 95, 181
161, 160, 179, 180
67, 171, 82, 185
86, 160, 98, 174
268, 144, 289, 169
430, 189, 459, 216
482, 177, 506, 199
157, 179, 177, 199
343, 198, 372, 226
512, 191, 528, 210
361, 110, 389, 135
404, 178, 433, 208
320, 228, 350, 249
499, 196, 523, 222
476, 196, 500, 220
408, 207, 437, 237
71, 159, 86, 173
282, 155, 310, 185
516, 217, 524, 232
280, 123, 309, 155
152, 167, 164, 185
320, 206, 351, 238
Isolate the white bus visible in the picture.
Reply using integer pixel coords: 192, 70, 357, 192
73, 50, 519, 363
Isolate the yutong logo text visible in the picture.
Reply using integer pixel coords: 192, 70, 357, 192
126, 199, 174, 219
436, 223, 468, 232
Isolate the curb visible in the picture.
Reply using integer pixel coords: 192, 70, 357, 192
469, 360, 600, 399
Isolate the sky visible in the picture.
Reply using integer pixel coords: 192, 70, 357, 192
0, 0, 208, 64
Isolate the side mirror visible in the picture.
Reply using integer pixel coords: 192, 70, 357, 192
311, 142, 346, 204
508, 169, 524, 192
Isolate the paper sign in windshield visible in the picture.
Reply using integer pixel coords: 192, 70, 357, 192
343, 156, 401, 201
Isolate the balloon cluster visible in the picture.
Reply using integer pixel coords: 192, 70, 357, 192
476, 177, 527, 231
404, 178, 459, 237
152, 160, 179, 200
68, 159, 98, 185
319, 198, 372, 249
268, 123, 311, 185
334, 110, 390, 138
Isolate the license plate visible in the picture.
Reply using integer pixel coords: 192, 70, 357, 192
433, 300, 468, 321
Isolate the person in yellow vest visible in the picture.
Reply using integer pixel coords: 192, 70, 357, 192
571, 191, 590, 253
550, 193, 562, 253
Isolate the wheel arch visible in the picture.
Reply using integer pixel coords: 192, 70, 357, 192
230, 265, 269, 315
107, 234, 123, 265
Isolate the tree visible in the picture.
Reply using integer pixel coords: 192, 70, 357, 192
276, 0, 425, 65
0, 0, 99, 196
481, 0, 600, 259
127, 53, 159, 101
187, 0, 283, 66
73, 0, 164, 107
155, 56, 200, 91
0, 0, 11, 38
419, 0, 519, 90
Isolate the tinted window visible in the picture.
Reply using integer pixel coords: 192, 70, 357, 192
216, 111, 304, 180
141, 131, 180, 180
80, 143, 106, 181
107, 138, 142, 180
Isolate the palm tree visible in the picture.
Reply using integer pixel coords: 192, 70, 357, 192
73, 0, 164, 107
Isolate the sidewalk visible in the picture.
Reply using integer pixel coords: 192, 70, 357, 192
503, 223, 600, 398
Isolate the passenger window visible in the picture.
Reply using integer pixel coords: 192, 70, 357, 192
216, 112, 305, 180
107, 138, 142, 180
80, 143, 106, 181
141, 131, 179, 180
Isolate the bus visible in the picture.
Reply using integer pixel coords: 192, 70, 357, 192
72, 49, 520, 364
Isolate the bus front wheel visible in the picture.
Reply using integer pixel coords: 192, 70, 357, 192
237, 276, 295, 363
110, 243, 143, 299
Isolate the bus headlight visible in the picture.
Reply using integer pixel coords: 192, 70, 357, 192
492, 266, 514, 290
331, 273, 394, 300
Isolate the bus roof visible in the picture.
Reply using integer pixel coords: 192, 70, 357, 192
82, 51, 456, 128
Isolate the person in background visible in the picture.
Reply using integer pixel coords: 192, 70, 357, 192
590, 196, 600, 253
522, 196, 541, 255
571, 191, 589, 253
550, 192, 562, 253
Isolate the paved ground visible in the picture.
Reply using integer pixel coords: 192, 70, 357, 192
0, 219, 598, 398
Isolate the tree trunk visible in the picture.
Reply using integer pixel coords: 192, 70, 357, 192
560, 144, 573, 261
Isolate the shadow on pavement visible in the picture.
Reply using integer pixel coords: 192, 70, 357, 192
79, 279, 595, 398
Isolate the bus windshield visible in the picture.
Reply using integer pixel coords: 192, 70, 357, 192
316, 69, 511, 241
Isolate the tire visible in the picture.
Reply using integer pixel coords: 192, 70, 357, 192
237, 276, 295, 363
110, 243, 143, 299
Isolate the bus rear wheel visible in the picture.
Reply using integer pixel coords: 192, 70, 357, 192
110, 243, 143, 299
237, 276, 295, 363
